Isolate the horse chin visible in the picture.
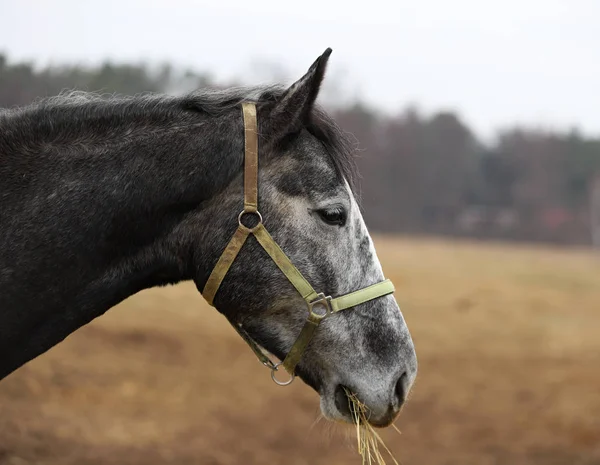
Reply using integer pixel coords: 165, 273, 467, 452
312, 378, 352, 425
289, 366, 351, 423
319, 388, 353, 425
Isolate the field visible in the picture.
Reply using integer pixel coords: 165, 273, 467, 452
1, 236, 599, 465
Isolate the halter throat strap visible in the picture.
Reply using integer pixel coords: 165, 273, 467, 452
202, 102, 395, 385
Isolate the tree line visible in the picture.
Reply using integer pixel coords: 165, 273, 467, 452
1, 53, 599, 246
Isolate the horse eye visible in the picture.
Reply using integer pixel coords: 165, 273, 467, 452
317, 207, 347, 226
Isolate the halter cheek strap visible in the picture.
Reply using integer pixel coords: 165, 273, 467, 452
202, 102, 395, 386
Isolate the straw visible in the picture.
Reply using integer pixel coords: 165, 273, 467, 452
344, 388, 402, 465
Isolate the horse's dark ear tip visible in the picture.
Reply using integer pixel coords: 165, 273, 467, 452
313, 48, 332, 72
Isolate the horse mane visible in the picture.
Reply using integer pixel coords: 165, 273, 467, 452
0, 85, 358, 192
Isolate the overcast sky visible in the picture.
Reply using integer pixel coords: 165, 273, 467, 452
1, 0, 599, 140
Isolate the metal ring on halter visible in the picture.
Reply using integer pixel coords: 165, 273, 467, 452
270, 362, 295, 386
238, 209, 263, 233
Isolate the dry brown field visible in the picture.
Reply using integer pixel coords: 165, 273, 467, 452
1, 236, 599, 465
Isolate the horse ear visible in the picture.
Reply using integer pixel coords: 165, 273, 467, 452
260, 48, 332, 143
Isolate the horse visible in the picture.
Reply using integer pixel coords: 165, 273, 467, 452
0, 48, 417, 427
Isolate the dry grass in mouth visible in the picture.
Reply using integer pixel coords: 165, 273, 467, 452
344, 388, 402, 465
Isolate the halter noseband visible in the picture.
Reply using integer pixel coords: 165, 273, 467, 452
202, 102, 395, 386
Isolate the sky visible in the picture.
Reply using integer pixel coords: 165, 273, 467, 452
1, 0, 599, 141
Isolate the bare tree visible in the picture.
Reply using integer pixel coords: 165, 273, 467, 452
591, 174, 600, 249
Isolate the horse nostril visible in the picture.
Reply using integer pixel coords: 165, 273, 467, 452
395, 371, 408, 408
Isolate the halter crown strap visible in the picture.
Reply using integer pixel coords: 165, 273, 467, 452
242, 102, 258, 212
201, 102, 395, 385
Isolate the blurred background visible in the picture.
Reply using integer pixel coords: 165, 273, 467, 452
1, 1, 599, 464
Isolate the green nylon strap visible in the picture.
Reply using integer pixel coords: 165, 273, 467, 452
331, 279, 395, 312
253, 224, 320, 303
282, 316, 320, 374
203, 226, 250, 306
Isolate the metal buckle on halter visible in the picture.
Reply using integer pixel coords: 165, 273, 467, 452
307, 293, 333, 321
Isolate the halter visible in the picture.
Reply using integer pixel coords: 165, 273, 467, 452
202, 102, 395, 386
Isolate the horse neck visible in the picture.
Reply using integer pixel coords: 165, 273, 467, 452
0, 106, 242, 379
